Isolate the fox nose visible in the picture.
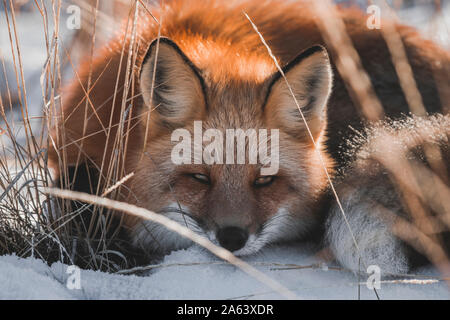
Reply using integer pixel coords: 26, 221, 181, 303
216, 226, 248, 252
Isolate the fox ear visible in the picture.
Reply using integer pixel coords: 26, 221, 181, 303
140, 37, 206, 127
264, 45, 332, 142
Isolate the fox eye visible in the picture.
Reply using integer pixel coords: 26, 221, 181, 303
192, 173, 210, 184
254, 176, 275, 187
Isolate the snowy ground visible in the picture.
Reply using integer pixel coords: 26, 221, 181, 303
1, 244, 449, 300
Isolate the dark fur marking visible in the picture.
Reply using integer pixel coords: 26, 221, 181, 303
140, 37, 209, 116
262, 45, 328, 111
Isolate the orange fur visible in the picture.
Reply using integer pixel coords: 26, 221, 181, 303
49, 0, 449, 254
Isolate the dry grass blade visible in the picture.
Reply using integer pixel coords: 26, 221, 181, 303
44, 187, 299, 300
115, 261, 341, 275
301, 0, 450, 291
370, 1, 450, 278
141, 0, 163, 159
375, 0, 449, 184
137, 0, 159, 24
0, 149, 45, 202
101, 172, 134, 197
309, 0, 385, 121
243, 13, 377, 297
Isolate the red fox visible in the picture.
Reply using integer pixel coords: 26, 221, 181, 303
49, 0, 449, 273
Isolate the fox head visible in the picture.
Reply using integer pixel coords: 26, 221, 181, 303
129, 37, 333, 255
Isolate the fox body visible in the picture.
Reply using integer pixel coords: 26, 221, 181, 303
327, 114, 450, 274
49, 0, 449, 271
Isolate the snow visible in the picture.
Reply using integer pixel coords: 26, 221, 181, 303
1, 244, 449, 300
